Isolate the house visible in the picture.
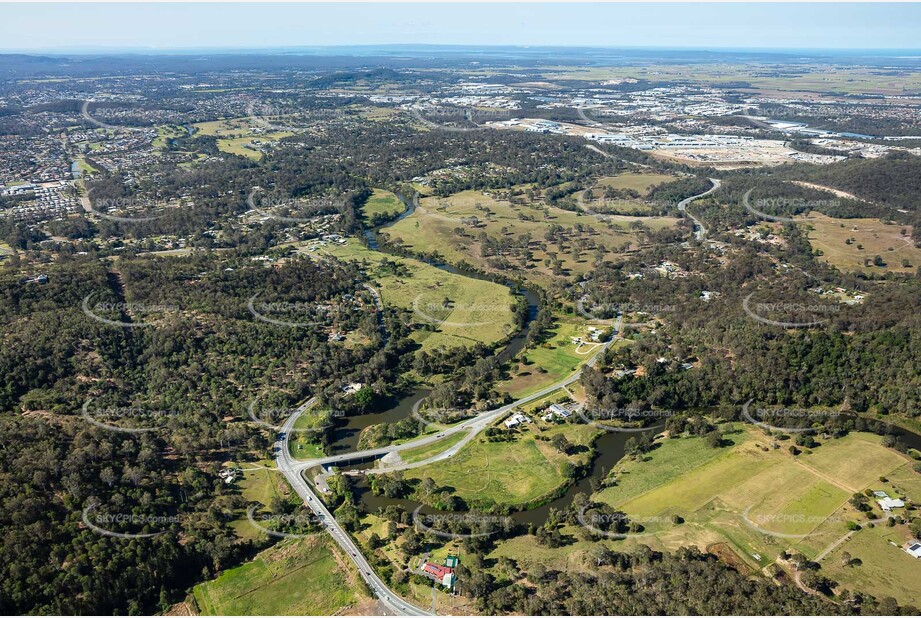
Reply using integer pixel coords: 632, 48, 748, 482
549, 404, 571, 419
342, 382, 363, 394
218, 468, 239, 484
878, 497, 905, 512
504, 413, 531, 428
906, 541, 921, 559
421, 562, 455, 587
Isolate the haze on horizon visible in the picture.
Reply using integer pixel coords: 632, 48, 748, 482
1, 2, 920, 53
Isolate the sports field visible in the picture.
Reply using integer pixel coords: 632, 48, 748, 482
798, 212, 921, 274
193, 537, 366, 615
306, 239, 517, 351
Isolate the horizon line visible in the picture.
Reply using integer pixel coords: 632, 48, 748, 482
4, 43, 921, 55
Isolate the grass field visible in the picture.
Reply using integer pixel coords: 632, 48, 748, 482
192, 117, 293, 160
287, 407, 338, 459
360, 189, 405, 220
152, 124, 187, 149
383, 189, 678, 285
593, 427, 916, 572
405, 422, 600, 509
820, 523, 921, 605
598, 172, 675, 194
193, 537, 366, 615
798, 212, 921, 274
499, 315, 608, 399
229, 462, 293, 541
305, 239, 517, 351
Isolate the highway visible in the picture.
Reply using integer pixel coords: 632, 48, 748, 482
275, 314, 620, 615
677, 178, 721, 241
274, 399, 430, 616
292, 319, 618, 474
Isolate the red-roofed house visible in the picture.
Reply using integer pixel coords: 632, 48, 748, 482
421, 561, 456, 587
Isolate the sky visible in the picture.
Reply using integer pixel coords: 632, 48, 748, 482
1, 3, 919, 53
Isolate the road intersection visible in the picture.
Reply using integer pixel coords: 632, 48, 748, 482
274, 314, 621, 615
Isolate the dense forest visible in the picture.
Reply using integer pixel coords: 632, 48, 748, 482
0, 251, 417, 613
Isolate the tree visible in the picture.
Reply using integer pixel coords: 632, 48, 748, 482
551, 434, 571, 454
704, 430, 723, 448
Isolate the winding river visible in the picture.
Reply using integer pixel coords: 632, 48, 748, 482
326, 194, 540, 456
335, 193, 921, 525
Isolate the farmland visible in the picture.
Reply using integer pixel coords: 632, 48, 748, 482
593, 426, 916, 573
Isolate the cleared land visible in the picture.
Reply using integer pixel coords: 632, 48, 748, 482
593, 427, 915, 574
579, 172, 676, 214
304, 239, 517, 351
193, 537, 366, 615
360, 189, 405, 220
598, 172, 676, 193
499, 315, 610, 399
820, 522, 921, 606
398, 430, 467, 464
192, 118, 293, 161
535, 64, 921, 96
798, 212, 921, 274
287, 407, 338, 460
405, 422, 599, 509
383, 189, 678, 285
229, 462, 292, 541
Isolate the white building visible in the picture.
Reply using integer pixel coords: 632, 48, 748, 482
504, 413, 531, 428
906, 541, 921, 559
878, 497, 905, 512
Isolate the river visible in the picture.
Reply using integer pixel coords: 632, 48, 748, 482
354, 425, 660, 526
325, 193, 540, 456
338, 193, 921, 523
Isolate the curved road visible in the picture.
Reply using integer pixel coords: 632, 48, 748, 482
275, 315, 621, 615
292, 314, 619, 474
274, 399, 430, 616
678, 178, 721, 241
